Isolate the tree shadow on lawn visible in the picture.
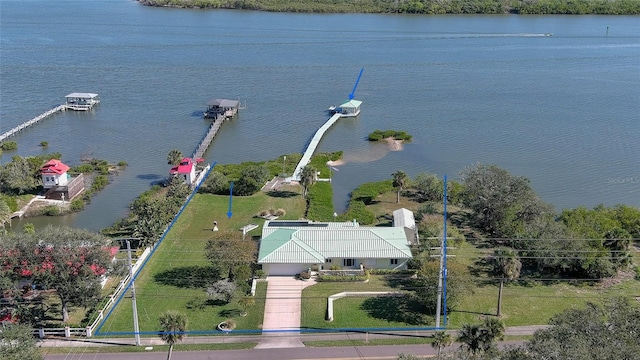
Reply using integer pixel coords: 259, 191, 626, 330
266, 190, 299, 198
449, 309, 496, 317
360, 295, 430, 325
383, 274, 415, 290
186, 298, 228, 310
153, 265, 220, 289
469, 258, 495, 286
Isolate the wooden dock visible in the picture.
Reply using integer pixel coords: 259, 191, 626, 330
0, 105, 66, 143
192, 113, 227, 159
290, 113, 342, 181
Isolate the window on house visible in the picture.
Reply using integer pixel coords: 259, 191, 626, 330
325, 258, 332, 263
343, 259, 355, 267
390, 259, 398, 265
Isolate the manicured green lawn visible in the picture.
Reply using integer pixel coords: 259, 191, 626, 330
301, 245, 640, 330
98, 188, 305, 334
301, 276, 429, 329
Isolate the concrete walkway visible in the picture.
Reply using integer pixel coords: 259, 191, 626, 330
254, 276, 316, 349
11, 195, 68, 219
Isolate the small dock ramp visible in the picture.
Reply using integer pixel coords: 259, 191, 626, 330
290, 113, 341, 181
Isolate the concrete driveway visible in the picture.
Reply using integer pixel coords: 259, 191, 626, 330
254, 276, 316, 349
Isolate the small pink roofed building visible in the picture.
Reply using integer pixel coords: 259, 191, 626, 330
41, 159, 70, 188
169, 158, 197, 185
40, 159, 85, 201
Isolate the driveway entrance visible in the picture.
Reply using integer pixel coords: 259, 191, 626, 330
254, 276, 316, 349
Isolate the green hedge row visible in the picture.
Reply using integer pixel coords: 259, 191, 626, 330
317, 271, 370, 282
306, 181, 334, 221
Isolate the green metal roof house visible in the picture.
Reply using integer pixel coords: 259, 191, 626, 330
258, 220, 413, 276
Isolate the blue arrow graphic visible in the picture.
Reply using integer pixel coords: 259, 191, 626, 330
349, 67, 364, 100
227, 182, 234, 218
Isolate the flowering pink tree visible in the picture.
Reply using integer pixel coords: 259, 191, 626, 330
0, 226, 113, 323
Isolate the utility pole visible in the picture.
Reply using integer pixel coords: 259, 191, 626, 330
435, 175, 449, 329
435, 233, 445, 329
442, 174, 448, 327
126, 240, 141, 346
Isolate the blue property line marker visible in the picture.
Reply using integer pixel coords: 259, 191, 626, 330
349, 67, 364, 100
227, 181, 234, 218
94, 162, 216, 336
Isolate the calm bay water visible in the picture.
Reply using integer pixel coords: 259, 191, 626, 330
1, 0, 639, 231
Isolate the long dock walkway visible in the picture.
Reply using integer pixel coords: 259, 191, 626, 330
0, 105, 66, 142
192, 114, 225, 159
289, 113, 341, 181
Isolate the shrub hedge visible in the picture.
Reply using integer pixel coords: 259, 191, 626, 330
317, 270, 370, 282
306, 181, 334, 221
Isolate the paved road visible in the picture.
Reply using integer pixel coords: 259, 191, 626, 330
43, 341, 527, 360
38, 326, 547, 348
40, 328, 538, 359
43, 344, 436, 360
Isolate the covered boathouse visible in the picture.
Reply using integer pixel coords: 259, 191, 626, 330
65, 93, 100, 111
204, 98, 240, 119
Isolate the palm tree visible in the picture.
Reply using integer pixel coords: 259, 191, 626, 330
493, 248, 522, 317
299, 165, 316, 197
392, 170, 409, 203
167, 149, 183, 166
238, 295, 255, 316
158, 310, 187, 360
457, 319, 505, 355
482, 317, 505, 342
457, 323, 485, 354
432, 330, 453, 359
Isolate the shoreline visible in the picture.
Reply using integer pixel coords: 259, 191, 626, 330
136, 0, 640, 15
327, 138, 404, 168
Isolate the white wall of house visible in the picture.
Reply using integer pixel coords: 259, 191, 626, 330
187, 167, 196, 184
42, 173, 68, 189
320, 258, 409, 271
370, 258, 409, 270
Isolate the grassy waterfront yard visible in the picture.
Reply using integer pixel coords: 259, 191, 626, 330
98, 186, 306, 334
300, 266, 640, 330
98, 176, 640, 336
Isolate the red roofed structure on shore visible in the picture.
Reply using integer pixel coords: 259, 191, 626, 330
40, 159, 70, 188
169, 158, 196, 185
39, 159, 85, 201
